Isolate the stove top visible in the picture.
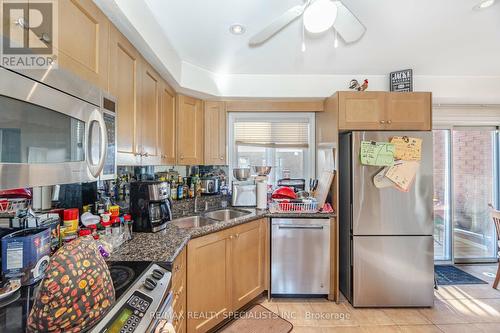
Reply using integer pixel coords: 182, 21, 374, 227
106, 261, 152, 300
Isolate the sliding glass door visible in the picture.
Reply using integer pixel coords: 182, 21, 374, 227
452, 128, 498, 262
433, 127, 499, 263
433, 130, 452, 261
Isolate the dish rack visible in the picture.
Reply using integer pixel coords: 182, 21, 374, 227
0, 198, 31, 214
269, 199, 319, 213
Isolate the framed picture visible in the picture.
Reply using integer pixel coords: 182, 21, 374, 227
390, 69, 413, 92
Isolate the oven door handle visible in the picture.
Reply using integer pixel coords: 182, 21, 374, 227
86, 109, 107, 178
150, 291, 174, 332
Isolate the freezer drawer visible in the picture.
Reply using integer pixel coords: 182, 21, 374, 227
353, 236, 434, 307
271, 218, 330, 294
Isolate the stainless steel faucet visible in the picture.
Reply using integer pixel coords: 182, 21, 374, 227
194, 196, 199, 213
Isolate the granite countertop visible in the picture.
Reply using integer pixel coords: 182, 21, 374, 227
109, 209, 335, 264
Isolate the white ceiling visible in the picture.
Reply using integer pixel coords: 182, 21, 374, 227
144, 0, 500, 76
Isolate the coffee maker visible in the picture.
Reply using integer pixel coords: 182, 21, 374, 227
130, 181, 172, 232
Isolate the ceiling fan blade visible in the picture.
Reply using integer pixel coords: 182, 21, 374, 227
333, 1, 366, 44
249, 4, 306, 47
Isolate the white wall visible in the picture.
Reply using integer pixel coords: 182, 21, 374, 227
94, 0, 500, 104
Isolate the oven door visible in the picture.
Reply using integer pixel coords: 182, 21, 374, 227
0, 67, 107, 189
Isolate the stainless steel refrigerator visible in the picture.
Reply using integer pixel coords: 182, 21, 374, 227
339, 131, 434, 307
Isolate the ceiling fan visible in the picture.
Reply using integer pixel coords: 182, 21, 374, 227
249, 0, 366, 48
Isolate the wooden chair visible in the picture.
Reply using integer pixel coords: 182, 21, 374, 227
489, 204, 500, 289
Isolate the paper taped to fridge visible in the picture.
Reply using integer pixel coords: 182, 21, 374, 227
360, 141, 395, 166
385, 160, 420, 191
390, 136, 422, 161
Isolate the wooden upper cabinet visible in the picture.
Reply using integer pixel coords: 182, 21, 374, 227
230, 219, 266, 310
204, 101, 226, 165
338, 92, 386, 130
337, 91, 432, 131
176, 95, 204, 165
108, 25, 140, 165
159, 81, 176, 165
386, 92, 432, 130
187, 232, 232, 333
138, 61, 161, 164
57, 0, 109, 89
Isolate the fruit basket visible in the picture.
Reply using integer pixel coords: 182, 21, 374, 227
268, 199, 319, 213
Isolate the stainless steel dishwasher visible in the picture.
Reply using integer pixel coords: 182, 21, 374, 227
271, 218, 330, 295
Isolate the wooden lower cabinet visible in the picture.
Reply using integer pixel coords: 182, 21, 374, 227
186, 218, 268, 333
172, 248, 187, 333
230, 220, 266, 310
187, 230, 232, 333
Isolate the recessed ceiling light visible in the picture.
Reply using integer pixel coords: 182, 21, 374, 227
229, 24, 245, 35
473, 0, 496, 10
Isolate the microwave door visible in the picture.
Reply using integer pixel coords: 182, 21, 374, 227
0, 67, 103, 189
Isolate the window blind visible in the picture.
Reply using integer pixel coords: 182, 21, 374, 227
234, 122, 310, 148
433, 105, 500, 127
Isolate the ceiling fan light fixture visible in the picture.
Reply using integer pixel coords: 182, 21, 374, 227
303, 0, 338, 34
473, 0, 496, 10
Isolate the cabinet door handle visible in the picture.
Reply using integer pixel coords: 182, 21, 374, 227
387, 120, 392, 124
229, 235, 234, 239
220, 156, 224, 160
235, 233, 239, 238
180, 154, 184, 159
379, 120, 386, 124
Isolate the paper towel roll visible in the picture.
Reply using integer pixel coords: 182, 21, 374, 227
41, 186, 52, 210
256, 180, 267, 209
32, 187, 42, 210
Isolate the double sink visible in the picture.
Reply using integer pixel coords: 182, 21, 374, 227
171, 208, 253, 229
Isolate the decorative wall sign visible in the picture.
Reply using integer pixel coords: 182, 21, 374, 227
390, 69, 413, 92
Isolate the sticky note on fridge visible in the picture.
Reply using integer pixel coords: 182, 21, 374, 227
360, 141, 395, 166
390, 136, 422, 161
385, 161, 420, 191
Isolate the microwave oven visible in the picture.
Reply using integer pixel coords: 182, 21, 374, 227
0, 66, 117, 189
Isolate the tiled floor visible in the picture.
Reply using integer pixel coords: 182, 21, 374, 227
257, 265, 500, 332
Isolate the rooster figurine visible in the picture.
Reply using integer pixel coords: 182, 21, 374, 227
359, 79, 369, 91
348, 79, 369, 91
349, 79, 359, 90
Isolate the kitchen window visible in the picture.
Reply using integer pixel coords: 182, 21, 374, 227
228, 112, 315, 185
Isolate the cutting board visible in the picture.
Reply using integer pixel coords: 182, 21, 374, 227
313, 171, 335, 209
